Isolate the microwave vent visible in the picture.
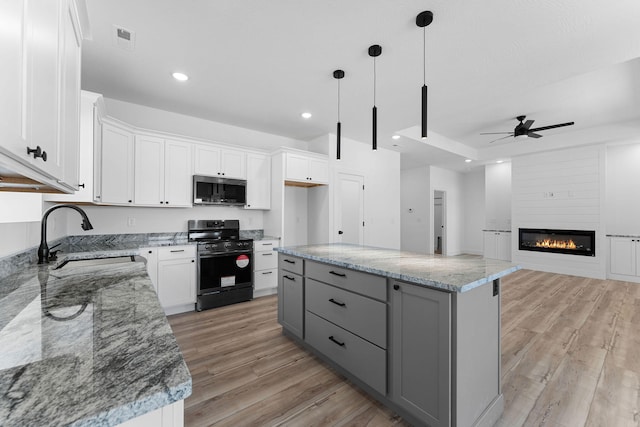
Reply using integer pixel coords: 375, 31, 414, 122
113, 25, 135, 51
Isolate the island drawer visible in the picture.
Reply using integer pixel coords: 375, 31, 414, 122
157, 245, 196, 261
305, 311, 386, 395
306, 279, 386, 348
305, 260, 386, 301
279, 254, 304, 275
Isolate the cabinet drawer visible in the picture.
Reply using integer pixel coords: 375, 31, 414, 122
255, 240, 279, 251
158, 245, 196, 260
306, 279, 386, 348
279, 254, 303, 275
255, 268, 277, 291
255, 251, 278, 270
306, 260, 386, 301
305, 311, 386, 395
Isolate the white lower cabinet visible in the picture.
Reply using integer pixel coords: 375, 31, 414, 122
115, 399, 184, 427
483, 231, 511, 261
609, 237, 640, 282
253, 239, 279, 295
141, 246, 196, 315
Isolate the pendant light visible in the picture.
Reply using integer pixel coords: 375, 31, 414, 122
333, 69, 345, 160
368, 45, 382, 150
416, 11, 433, 139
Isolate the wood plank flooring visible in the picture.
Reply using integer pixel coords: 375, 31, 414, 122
168, 270, 640, 426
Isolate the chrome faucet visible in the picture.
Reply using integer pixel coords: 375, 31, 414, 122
38, 204, 94, 264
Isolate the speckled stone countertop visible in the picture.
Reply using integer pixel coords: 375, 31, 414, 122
0, 259, 192, 426
276, 244, 520, 293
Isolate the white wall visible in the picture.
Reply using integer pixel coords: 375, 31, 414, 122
606, 142, 640, 234
462, 169, 485, 255
401, 166, 430, 253
430, 166, 465, 256
484, 163, 512, 231
511, 145, 606, 278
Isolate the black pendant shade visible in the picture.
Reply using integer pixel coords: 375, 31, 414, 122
417, 11, 433, 139
369, 44, 382, 151
333, 69, 345, 160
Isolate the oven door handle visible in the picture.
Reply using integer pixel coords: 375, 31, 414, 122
198, 250, 253, 257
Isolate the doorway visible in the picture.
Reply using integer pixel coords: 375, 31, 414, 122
335, 172, 364, 244
434, 190, 445, 254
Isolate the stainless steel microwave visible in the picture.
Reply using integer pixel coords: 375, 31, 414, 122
193, 175, 246, 206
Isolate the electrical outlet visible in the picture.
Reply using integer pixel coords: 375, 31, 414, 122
127, 217, 136, 227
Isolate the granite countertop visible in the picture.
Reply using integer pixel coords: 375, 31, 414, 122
0, 259, 192, 426
276, 243, 520, 293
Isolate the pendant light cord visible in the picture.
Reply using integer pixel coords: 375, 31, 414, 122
423, 26, 426, 85
337, 78, 341, 121
373, 56, 377, 106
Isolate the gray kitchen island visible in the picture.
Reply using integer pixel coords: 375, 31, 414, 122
275, 243, 520, 427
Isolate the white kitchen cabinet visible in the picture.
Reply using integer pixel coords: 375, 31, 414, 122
253, 239, 279, 296
483, 231, 511, 261
284, 152, 329, 185
609, 237, 640, 281
0, 0, 84, 191
245, 153, 271, 209
134, 136, 192, 207
193, 144, 246, 179
142, 246, 196, 315
44, 91, 103, 203
97, 121, 135, 205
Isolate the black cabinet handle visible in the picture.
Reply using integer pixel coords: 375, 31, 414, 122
284, 259, 295, 264
329, 298, 346, 307
328, 336, 345, 347
128, 200, 132, 203
191, 260, 195, 263
262, 271, 273, 275
27, 146, 47, 161
338, 230, 344, 235
78, 183, 85, 188
262, 243, 273, 246
160, 201, 164, 204
329, 271, 346, 277
166, 201, 169, 205
262, 253, 273, 256
148, 250, 153, 254
170, 249, 185, 253
393, 284, 400, 291
283, 275, 295, 281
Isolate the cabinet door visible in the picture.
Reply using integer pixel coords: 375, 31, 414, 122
496, 232, 511, 261
157, 258, 196, 308
57, 0, 81, 189
221, 149, 246, 179
285, 153, 309, 181
390, 281, 451, 427
308, 158, 329, 184
164, 139, 193, 206
134, 135, 164, 206
193, 144, 221, 176
483, 232, 498, 259
0, 0, 28, 159
610, 238, 636, 276
278, 271, 304, 339
140, 247, 158, 293
100, 124, 134, 204
245, 153, 271, 209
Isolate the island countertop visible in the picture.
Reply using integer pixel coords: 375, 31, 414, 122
0, 259, 191, 426
275, 243, 520, 293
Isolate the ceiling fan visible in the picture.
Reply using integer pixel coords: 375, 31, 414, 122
481, 115, 575, 143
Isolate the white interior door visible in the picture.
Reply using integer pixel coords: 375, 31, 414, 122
335, 173, 364, 244
434, 190, 445, 254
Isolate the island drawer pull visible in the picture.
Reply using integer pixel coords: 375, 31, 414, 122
170, 249, 185, 253
283, 275, 295, 281
284, 259, 296, 264
329, 298, 346, 307
262, 242, 273, 245
329, 271, 346, 277
328, 336, 345, 347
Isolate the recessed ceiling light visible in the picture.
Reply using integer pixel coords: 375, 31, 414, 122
392, 135, 400, 140
465, 159, 472, 163
301, 112, 312, 119
172, 72, 189, 81
496, 160, 504, 164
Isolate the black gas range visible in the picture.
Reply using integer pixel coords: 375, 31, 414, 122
188, 220, 254, 311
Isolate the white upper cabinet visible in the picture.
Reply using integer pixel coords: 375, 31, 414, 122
194, 144, 246, 179
98, 122, 134, 205
284, 152, 329, 185
0, 0, 84, 191
245, 152, 271, 210
134, 136, 193, 207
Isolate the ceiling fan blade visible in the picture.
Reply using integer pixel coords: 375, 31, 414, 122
528, 132, 542, 138
489, 135, 513, 144
528, 121, 575, 132
521, 119, 534, 130
480, 132, 513, 135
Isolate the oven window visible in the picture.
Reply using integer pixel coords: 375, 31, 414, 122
199, 254, 252, 293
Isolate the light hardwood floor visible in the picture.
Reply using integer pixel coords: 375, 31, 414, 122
168, 270, 640, 426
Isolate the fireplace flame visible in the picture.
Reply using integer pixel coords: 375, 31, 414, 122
535, 239, 577, 249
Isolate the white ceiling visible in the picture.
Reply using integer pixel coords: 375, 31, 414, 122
81, 0, 640, 171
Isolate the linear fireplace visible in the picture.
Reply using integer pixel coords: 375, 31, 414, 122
519, 228, 595, 257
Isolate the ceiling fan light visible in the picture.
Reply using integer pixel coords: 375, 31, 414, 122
515, 134, 528, 140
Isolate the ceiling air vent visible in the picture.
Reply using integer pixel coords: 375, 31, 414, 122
113, 25, 135, 51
